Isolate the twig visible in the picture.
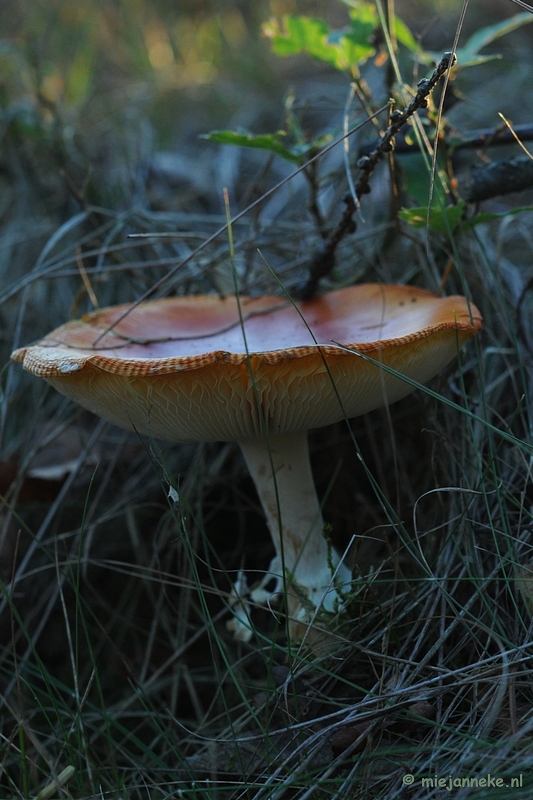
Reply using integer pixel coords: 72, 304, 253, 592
465, 155, 533, 203
358, 122, 533, 157
296, 52, 457, 300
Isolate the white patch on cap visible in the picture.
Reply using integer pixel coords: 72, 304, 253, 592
56, 360, 84, 373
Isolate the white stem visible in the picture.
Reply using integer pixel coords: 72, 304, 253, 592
238, 431, 351, 613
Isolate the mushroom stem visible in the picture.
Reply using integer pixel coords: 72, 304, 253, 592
238, 431, 352, 616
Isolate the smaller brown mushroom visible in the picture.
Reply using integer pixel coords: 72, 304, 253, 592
11, 284, 482, 640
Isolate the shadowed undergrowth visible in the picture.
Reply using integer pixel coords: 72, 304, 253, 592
1, 1, 533, 798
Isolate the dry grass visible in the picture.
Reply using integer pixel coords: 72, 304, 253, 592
2, 1, 533, 798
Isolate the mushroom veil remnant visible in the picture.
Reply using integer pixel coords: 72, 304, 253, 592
12, 284, 482, 640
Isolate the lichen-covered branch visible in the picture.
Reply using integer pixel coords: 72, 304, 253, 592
298, 52, 457, 300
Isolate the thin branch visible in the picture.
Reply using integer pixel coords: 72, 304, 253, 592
297, 51, 456, 300
358, 122, 533, 156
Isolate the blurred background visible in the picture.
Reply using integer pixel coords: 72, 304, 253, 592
1, 1, 533, 797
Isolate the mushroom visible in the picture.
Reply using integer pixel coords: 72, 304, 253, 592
11, 284, 482, 639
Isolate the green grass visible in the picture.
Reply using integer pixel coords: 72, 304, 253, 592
2, 0, 533, 798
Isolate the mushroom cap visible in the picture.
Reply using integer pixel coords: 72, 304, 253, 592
12, 285, 482, 442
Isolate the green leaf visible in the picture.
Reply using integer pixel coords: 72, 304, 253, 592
459, 12, 533, 60
263, 16, 336, 63
453, 54, 502, 68
346, 2, 378, 42
461, 204, 533, 231
262, 14, 375, 73
201, 128, 332, 164
420, 12, 533, 68
201, 129, 300, 162
262, 4, 422, 73
399, 203, 465, 233
393, 16, 424, 54
398, 152, 451, 208
400, 201, 533, 233
331, 32, 375, 69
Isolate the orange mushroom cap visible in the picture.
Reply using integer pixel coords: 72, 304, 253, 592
12, 284, 482, 443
